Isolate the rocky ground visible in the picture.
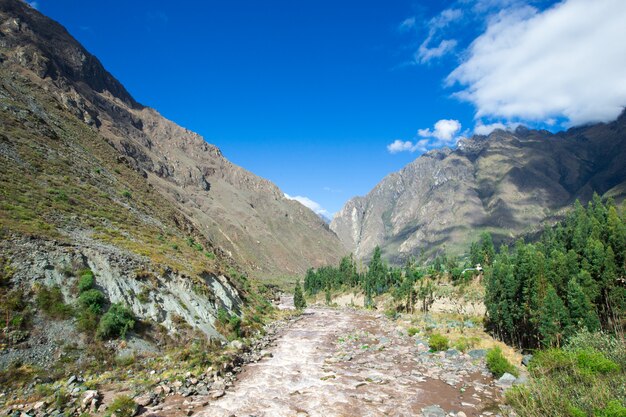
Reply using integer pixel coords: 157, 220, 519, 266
3, 304, 521, 417
195, 307, 511, 417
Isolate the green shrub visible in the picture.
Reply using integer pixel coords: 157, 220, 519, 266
217, 307, 230, 325
78, 289, 106, 314
428, 333, 449, 352
566, 330, 626, 370
596, 400, 626, 417
76, 310, 99, 335
528, 348, 572, 376
97, 303, 135, 339
407, 327, 419, 337
137, 287, 150, 303
454, 336, 480, 353
384, 308, 397, 320
105, 395, 136, 417
228, 315, 241, 336
567, 405, 587, 417
78, 270, 95, 293
36, 286, 73, 319
216, 308, 242, 340
293, 280, 306, 310
486, 346, 518, 377
54, 388, 70, 410
530, 348, 619, 377
115, 354, 135, 367
576, 349, 620, 376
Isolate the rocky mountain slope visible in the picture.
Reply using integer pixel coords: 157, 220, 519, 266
0, 0, 346, 365
331, 114, 626, 262
0, 0, 344, 281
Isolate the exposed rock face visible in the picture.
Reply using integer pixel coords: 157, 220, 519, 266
0, 0, 344, 278
332, 117, 626, 262
3, 237, 242, 339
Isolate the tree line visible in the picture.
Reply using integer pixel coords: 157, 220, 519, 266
483, 195, 625, 349
302, 248, 466, 313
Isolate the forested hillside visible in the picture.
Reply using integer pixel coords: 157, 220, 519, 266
484, 195, 625, 349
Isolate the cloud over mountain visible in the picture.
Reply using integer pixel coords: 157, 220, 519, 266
448, 0, 626, 126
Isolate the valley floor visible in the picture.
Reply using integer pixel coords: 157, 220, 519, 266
162, 306, 506, 417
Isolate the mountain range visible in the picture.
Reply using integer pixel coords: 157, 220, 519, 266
331, 115, 626, 263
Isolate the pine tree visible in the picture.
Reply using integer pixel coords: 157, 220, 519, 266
566, 278, 600, 333
538, 285, 569, 347
480, 232, 496, 266
293, 280, 306, 310
367, 246, 386, 295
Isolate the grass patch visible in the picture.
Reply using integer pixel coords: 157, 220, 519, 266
105, 395, 136, 417
486, 346, 518, 378
36, 285, 73, 319
428, 333, 449, 352
506, 333, 625, 417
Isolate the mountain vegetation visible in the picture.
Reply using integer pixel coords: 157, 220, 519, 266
483, 195, 625, 349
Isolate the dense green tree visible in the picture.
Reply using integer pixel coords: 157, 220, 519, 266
470, 232, 496, 266
293, 280, 306, 310
538, 285, 570, 347
566, 278, 600, 333
484, 195, 625, 348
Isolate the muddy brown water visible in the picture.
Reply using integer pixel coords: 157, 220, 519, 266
194, 307, 502, 417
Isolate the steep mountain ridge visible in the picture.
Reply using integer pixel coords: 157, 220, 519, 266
331, 113, 626, 262
0, 0, 344, 277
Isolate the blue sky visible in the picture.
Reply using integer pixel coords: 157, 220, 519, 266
33, 0, 626, 217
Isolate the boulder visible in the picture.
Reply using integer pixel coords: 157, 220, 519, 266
496, 372, 517, 388
81, 390, 99, 410
230, 340, 244, 350
421, 405, 446, 417
445, 349, 460, 357
133, 394, 152, 407
33, 401, 47, 411
467, 349, 487, 359
210, 390, 225, 399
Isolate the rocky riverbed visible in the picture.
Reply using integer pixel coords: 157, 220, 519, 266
2, 307, 517, 417
196, 307, 509, 417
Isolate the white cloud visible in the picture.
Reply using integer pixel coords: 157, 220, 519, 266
447, 0, 626, 126
418, 119, 462, 142
388, 140, 415, 153
387, 139, 430, 154
24, 1, 38, 8
473, 120, 521, 135
413, 8, 463, 63
284, 194, 330, 218
430, 8, 463, 29
388, 119, 463, 154
398, 17, 416, 31
416, 39, 458, 64
474, 121, 507, 135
